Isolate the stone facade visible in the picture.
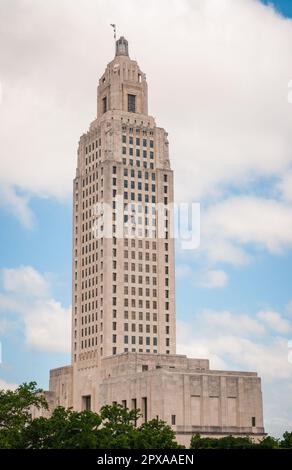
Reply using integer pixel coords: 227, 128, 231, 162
45, 37, 265, 447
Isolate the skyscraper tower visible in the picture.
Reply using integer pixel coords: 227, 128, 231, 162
45, 37, 265, 446
72, 36, 175, 366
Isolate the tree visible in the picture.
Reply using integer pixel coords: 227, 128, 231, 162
97, 403, 140, 449
258, 435, 279, 449
23, 407, 102, 449
280, 431, 292, 448
190, 433, 254, 449
0, 382, 47, 449
23, 403, 140, 449
136, 418, 183, 449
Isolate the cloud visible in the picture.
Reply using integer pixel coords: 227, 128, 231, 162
196, 269, 229, 288
177, 307, 292, 380
2, 266, 50, 298
175, 264, 193, 279
0, 378, 17, 391
0, 0, 292, 222
176, 264, 229, 289
278, 171, 292, 202
201, 196, 292, 265
0, 266, 70, 354
0, 185, 34, 229
257, 310, 291, 334
24, 299, 71, 353
202, 309, 266, 335
201, 239, 251, 266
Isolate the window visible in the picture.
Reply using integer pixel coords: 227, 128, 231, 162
171, 415, 176, 425
102, 96, 107, 113
142, 397, 147, 422
132, 398, 137, 411
252, 417, 256, 427
82, 395, 91, 411
142, 365, 148, 371
128, 94, 136, 113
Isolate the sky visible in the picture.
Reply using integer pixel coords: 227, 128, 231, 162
0, 0, 292, 437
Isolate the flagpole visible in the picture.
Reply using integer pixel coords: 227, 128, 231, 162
110, 23, 116, 43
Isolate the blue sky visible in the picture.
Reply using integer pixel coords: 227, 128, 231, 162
0, 0, 292, 437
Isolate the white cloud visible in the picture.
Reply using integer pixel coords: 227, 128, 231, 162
202, 239, 251, 266
278, 172, 292, 202
196, 269, 229, 288
0, 378, 17, 391
176, 264, 229, 289
2, 266, 50, 298
177, 307, 292, 380
0, 266, 70, 354
175, 264, 193, 279
201, 309, 266, 335
257, 310, 291, 334
202, 197, 292, 264
0, 0, 292, 223
0, 185, 34, 229
24, 299, 71, 353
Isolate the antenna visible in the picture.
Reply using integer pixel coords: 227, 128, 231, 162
110, 24, 116, 41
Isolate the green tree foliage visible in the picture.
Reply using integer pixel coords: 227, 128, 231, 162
135, 418, 183, 449
258, 435, 279, 448
190, 433, 292, 449
280, 431, 292, 448
190, 433, 254, 449
96, 403, 140, 449
23, 407, 102, 449
0, 382, 48, 448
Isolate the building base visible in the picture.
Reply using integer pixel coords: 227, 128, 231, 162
38, 352, 265, 447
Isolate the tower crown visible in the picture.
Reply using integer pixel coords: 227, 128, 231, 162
97, 37, 148, 117
115, 36, 129, 57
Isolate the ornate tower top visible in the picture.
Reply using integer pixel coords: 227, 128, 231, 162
115, 36, 129, 57
96, 36, 148, 118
